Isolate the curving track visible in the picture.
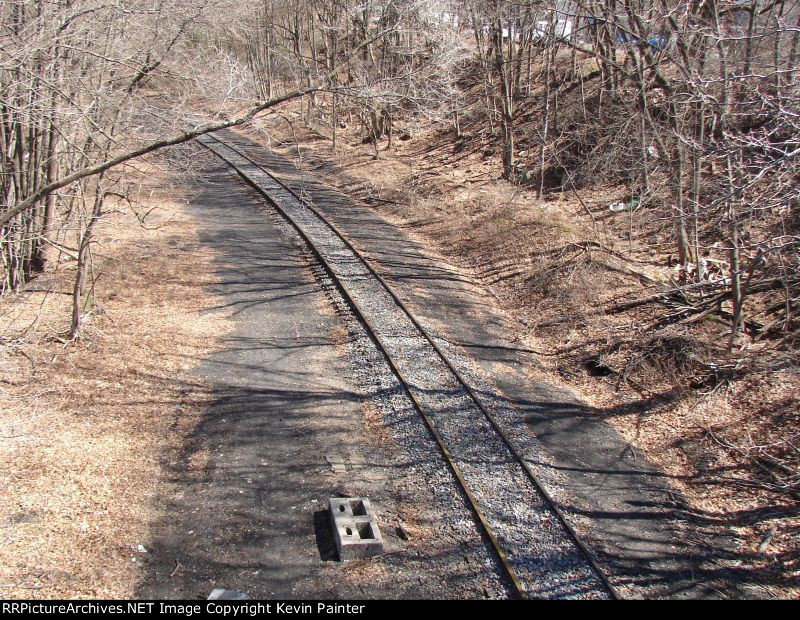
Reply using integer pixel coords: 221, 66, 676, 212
198, 131, 623, 600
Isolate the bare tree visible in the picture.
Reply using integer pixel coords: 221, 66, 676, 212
0, 0, 307, 335
3, 0, 798, 349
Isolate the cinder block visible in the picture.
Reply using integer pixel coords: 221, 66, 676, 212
329, 497, 384, 561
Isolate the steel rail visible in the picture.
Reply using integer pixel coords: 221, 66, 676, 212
199, 131, 623, 601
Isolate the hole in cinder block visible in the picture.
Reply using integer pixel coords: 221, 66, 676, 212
350, 500, 367, 516
355, 522, 375, 540
338, 505, 345, 513
345, 527, 353, 536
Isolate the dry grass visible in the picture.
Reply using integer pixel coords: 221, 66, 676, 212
0, 161, 232, 598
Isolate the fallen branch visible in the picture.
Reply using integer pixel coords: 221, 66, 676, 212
564, 240, 654, 265
707, 475, 800, 498
702, 425, 800, 498
587, 254, 664, 286
538, 277, 790, 328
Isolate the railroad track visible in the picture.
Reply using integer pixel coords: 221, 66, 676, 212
198, 131, 623, 600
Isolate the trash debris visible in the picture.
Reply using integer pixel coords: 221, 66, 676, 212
208, 588, 248, 600
758, 527, 776, 553
608, 198, 641, 213
673, 259, 731, 285
325, 454, 347, 474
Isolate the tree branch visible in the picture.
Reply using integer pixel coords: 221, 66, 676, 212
0, 88, 316, 228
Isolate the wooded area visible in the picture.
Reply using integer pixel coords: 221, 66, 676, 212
2, 0, 798, 347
